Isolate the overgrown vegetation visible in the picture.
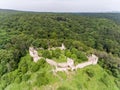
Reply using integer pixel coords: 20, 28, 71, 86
0, 9, 120, 90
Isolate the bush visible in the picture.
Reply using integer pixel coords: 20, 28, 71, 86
57, 86, 72, 90
85, 69, 94, 78
0, 50, 16, 75
20, 66, 28, 74
35, 72, 49, 86
18, 60, 28, 74
76, 51, 87, 61
14, 76, 22, 84
37, 58, 47, 68
22, 74, 30, 81
112, 69, 120, 78
71, 54, 77, 60
30, 63, 39, 72
42, 50, 52, 59
65, 50, 71, 57
52, 49, 61, 58
114, 79, 120, 89
58, 54, 67, 62
70, 48, 77, 54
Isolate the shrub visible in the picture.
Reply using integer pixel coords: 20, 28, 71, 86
112, 69, 120, 78
76, 51, 87, 61
114, 79, 120, 89
70, 48, 78, 54
18, 60, 28, 74
71, 54, 77, 60
57, 86, 72, 90
37, 58, 47, 68
85, 69, 94, 78
30, 63, 39, 72
15, 76, 22, 84
65, 50, 71, 57
35, 72, 49, 86
22, 74, 30, 81
58, 54, 67, 62
52, 49, 61, 58
19, 66, 28, 74
42, 50, 52, 59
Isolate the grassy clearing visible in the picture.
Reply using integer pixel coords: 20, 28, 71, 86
1, 51, 119, 90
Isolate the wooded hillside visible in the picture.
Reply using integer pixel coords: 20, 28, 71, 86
0, 9, 120, 90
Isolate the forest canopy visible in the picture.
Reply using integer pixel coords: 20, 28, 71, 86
0, 9, 120, 90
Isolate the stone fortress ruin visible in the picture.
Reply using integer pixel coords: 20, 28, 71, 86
29, 44, 98, 73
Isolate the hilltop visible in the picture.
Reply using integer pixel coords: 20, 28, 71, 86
1, 46, 119, 90
0, 9, 120, 90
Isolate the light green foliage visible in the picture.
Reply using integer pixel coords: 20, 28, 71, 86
22, 74, 30, 81
34, 72, 49, 87
71, 54, 77, 60
58, 54, 67, 62
0, 53, 119, 90
0, 10, 120, 90
65, 50, 72, 57
57, 86, 72, 90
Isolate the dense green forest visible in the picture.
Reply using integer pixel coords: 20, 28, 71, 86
76, 13, 120, 24
0, 9, 120, 90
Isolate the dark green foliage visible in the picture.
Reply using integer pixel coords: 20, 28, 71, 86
112, 68, 120, 78
1, 12, 120, 58
76, 51, 88, 62
0, 50, 17, 76
85, 69, 94, 78
52, 49, 61, 58
77, 13, 120, 24
32, 39, 48, 49
18, 60, 28, 74
0, 10, 120, 89
57, 86, 72, 90
42, 50, 52, 59
96, 51, 120, 78
115, 79, 120, 89
1, 12, 120, 57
